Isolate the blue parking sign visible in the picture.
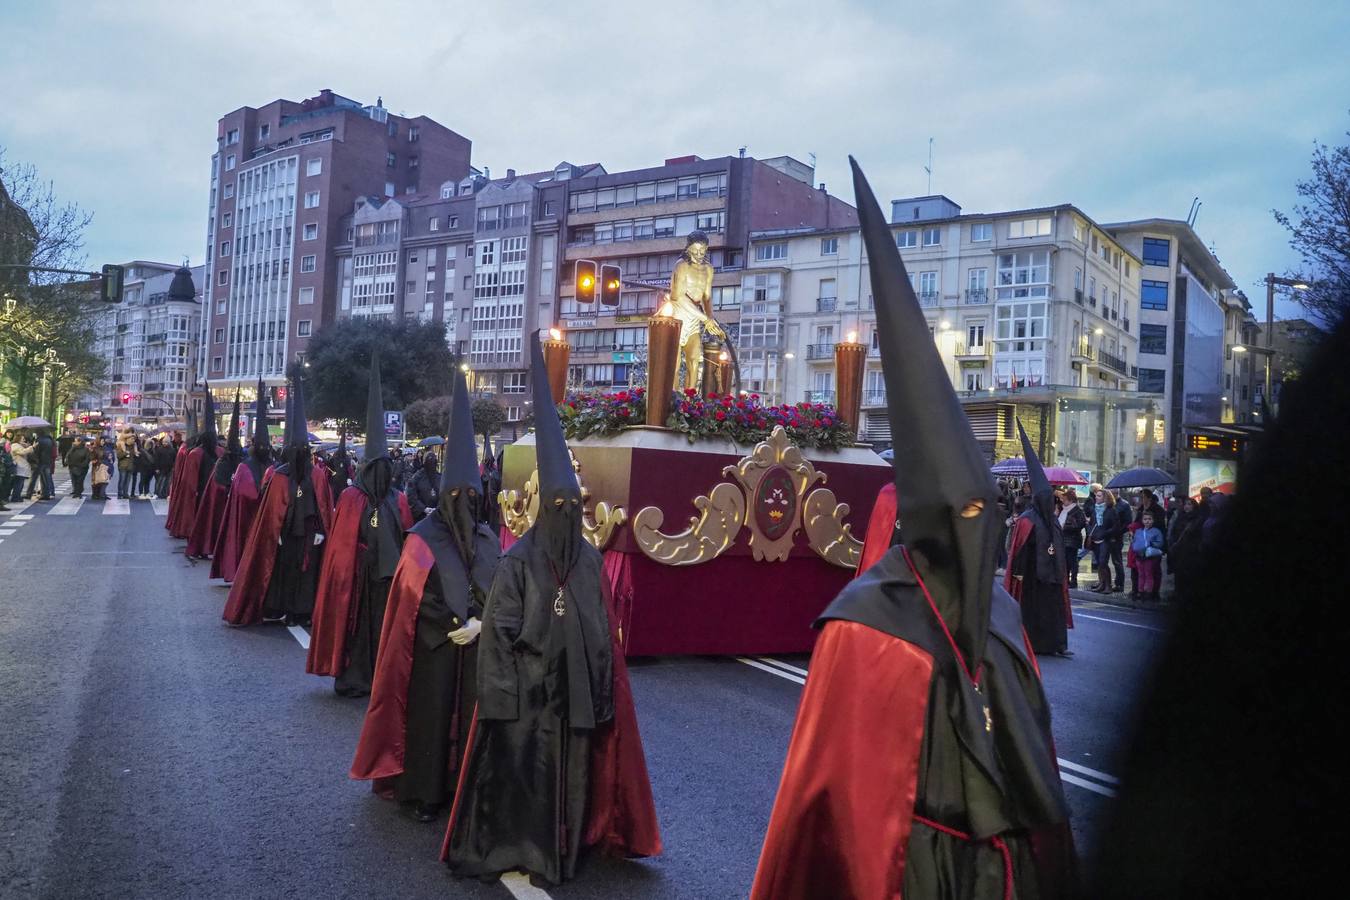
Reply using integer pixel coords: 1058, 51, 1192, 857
384, 410, 404, 439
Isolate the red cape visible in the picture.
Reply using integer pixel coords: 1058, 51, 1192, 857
307, 487, 412, 677
855, 482, 896, 578
1004, 516, 1073, 628
209, 464, 267, 581
222, 464, 333, 626
439, 571, 663, 862
185, 474, 229, 559
164, 445, 193, 535
750, 619, 934, 899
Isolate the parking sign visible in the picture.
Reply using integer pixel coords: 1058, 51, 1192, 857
384, 410, 404, 440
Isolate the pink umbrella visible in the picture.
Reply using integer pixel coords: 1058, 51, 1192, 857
1044, 466, 1088, 485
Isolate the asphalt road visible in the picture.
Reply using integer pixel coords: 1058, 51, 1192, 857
0, 478, 1168, 899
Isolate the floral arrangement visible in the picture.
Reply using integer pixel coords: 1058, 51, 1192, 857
558, 387, 854, 450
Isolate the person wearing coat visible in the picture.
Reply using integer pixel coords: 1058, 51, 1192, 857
7, 437, 31, 503
115, 431, 136, 500
1058, 488, 1087, 588
64, 438, 92, 498
406, 453, 439, 521
1086, 488, 1128, 593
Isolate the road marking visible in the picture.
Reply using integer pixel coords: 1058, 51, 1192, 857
151, 499, 169, 516
754, 656, 809, 677
736, 657, 1122, 798
1075, 613, 1166, 633
5, 519, 24, 527
501, 872, 554, 900
10, 514, 34, 520
0, 529, 14, 536
288, 625, 310, 649
1, 501, 35, 515
103, 499, 131, 515
49, 498, 84, 515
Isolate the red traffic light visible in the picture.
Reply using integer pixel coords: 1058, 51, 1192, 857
121, 393, 131, 404
575, 259, 597, 304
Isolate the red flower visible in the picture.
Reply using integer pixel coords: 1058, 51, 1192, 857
615, 391, 630, 402
714, 410, 727, 421
618, 407, 630, 418
684, 388, 698, 397
813, 419, 821, 427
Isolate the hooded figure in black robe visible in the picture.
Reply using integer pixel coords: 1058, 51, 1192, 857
481, 433, 501, 531
751, 159, 1075, 900
1004, 421, 1073, 656
329, 430, 353, 504
444, 332, 618, 885
407, 449, 440, 521
262, 376, 327, 626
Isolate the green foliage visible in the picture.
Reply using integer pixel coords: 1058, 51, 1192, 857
404, 395, 450, 439
301, 318, 454, 429
471, 397, 505, 439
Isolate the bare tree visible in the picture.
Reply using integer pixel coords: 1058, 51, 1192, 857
1274, 121, 1350, 326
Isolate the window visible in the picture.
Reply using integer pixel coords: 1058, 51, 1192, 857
304, 191, 320, 209
1142, 237, 1170, 267
301, 255, 316, 273
387, 152, 397, 168
967, 321, 986, 348
225, 154, 236, 171
1008, 217, 1051, 238
298, 287, 315, 306
1138, 367, 1166, 393
408, 126, 420, 142
965, 371, 984, 391
922, 227, 941, 247
226, 128, 239, 145
543, 201, 556, 216
755, 242, 787, 261
409, 155, 419, 169
212, 356, 223, 371
429, 216, 439, 232
1141, 279, 1169, 310
996, 251, 1051, 300
501, 236, 527, 263
222, 212, 232, 228
258, 124, 270, 141
917, 271, 938, 304
896, 230, 917, 249
448, 216, 459, 229
219, 240, 231, 257
306, 158, 322, 176
1139, 323, 1167, 354
820, 237, 839, 256
994, 301, 1047, 352
213, 328, 225, 344
967, 268, 988, 302
303, 223, 318, 241
503, 372, 528, 394
970, 223, 992, 242
479, 241, 495, 265
297, 320, 312, 337
223, 183, 234, 199
1073, 219, 1087, 243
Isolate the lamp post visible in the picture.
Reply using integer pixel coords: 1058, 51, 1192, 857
1263, 274, 1309, 411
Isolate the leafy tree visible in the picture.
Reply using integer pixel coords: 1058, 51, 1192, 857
471, 397, 505, 439
404, 395, 450, 439
300, 317, 454, 433
1274, 122, 1350, 326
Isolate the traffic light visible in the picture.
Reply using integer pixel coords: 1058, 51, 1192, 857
575, 259, 596, 304
121, 392, 131, 405
100, 264, 125, 303
600, 264, 622, 307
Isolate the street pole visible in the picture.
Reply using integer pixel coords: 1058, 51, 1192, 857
1264, 273, 1274, 411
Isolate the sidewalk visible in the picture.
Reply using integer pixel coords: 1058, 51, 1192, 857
1067, 553, 1176, 611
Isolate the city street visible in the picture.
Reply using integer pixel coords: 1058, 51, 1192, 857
1, 483, 1168, 900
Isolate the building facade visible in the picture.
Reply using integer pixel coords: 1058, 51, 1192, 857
198, 89, 472, 395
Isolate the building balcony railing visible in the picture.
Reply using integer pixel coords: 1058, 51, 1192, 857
862, 390, 887, 407
953, 341, 992, 358
918, 291, 940, 307
816, 297, 838, 313
1099, 349, 1128, 375
502, 216, 528, 229
354, 234, 400, 248
477, 220, 500, 232
1074, 289, 1084, 305
1122, 317, 1130, 332
146, 332, 167, 344
805, 343, 835, 360
964, 288, 988, 304
804, 390, 836, 405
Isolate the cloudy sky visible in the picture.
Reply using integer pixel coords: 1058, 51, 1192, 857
3, 0, 1347, 318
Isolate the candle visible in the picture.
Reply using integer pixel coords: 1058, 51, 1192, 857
834, 336, 866, 440
541, 327, 571, 404
701, 343, 732, 396
646, 302, 681, 426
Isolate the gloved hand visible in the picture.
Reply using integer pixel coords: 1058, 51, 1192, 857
448, 617, 482, 646
313, 533, 325, 546
424, 507, 435, 517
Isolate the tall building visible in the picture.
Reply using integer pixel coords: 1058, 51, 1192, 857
89, 262, 203, 425
198, 89, 472, 400
557, 153, 857, 394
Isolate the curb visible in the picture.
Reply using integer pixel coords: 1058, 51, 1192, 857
1069, 588, 1173, 611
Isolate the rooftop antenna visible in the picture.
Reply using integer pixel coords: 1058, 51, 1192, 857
925, 137, 934, 195
1186, 196, 1201, 227
1190, 200, 1202, 229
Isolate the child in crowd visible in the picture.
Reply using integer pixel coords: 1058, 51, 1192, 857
1130, 510, 1166, 604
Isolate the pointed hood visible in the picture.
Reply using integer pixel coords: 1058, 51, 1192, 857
198, 381, 219, 455
1017, 418, 1065, 582
482, 432, 496, 470
364, 348, 390, 461
214, 389, 244, 485
287, 375, 309, 450
1018, 420, 1054, 524
851, 157, 1001, 669
530, 331, 578, 501
442, 367, 482, 493
226, 389, 243, 453
185, 399, 198, 441
252, 379, 270, 448
280, 382, 292, 448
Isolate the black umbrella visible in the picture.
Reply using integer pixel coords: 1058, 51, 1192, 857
417, 436, 445, 447
1106, 466, 1177, 489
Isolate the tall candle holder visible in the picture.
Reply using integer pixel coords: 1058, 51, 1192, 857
646, 302, 681, 426
834, 331, 866, 441
701, 342, 732, 396
541, 328, 571, 405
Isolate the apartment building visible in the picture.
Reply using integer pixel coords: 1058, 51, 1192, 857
93, 262, 203, 424
556, 153, 857, 392
198, 89, 472, 399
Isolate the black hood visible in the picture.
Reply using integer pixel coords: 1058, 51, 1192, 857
438, 367, 485, 566
529, 331, 583, 574
246, 379, 272, 482
1018, 420, 1055, 526
851, 157, 1002, 669
364, 348, 389, 462
214, 389, 244, 486
1017, 419, 1065, 583
283, 376, 311, 489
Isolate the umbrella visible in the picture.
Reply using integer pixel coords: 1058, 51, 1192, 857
1106, 466, 1177, 489
418, 436, 445, 448
1044, 466, 1088, 486
4, 416, 52, 430
991, 457, 1027, 476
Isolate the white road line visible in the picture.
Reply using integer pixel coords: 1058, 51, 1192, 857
151, 499, 169, 516
287, 625, 311, 649
754, 656, 809, 677
5, 520, 24, 527
0, 529, 14, 536
103, 499, 131, 515
1, 501, 35, 515
1075, 613, 1167, 633
49, 498, 84, 516
10, 514, 34, 520
501, 871, 555, 900
736, 657, 1122, 798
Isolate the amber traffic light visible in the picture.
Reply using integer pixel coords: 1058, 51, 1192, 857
600, 264, 622, 307
575, 259, 597, 304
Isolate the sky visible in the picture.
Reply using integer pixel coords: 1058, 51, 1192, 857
2, 0, 1347, 321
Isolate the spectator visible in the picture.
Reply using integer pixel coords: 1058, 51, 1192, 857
134, 435, 155, 498
115, 430, 135, 500
1059, 488, 1087, 588
153, 436, 175, 498
406, 451, 439, 521
0, 438, 14, 511
1134, 489, 1162, 525
1086, 487, 1127, 593
9, 435, 32, 502
1130, 510, 1166, 604
64, 437, 91, 498
90, 437, 111, 500
33, 430, 56, 500
58, 429, 75, 461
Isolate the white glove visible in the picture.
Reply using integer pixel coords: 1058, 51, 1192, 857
313, 533, 325, 546
448, 617, 482, 646
424, 507, 435, 517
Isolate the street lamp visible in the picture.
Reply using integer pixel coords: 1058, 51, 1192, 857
1263, 273, 1310, 410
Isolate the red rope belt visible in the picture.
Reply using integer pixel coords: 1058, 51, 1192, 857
912, 815, 1014, 900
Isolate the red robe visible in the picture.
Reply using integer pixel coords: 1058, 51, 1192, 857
209, 464, 268, 582
751, 619, 934, 900
856, 482, 896, 577
166, 447, 211, 539
222, 463, 333, 626
185, 474, 230, 559
1003, 516, 1073, 628
307, 487, 412, 677
163, 445, 190, 534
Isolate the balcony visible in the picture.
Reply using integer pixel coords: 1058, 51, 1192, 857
862, 390, 887, 407
804, 390, 836, 405
1099, 349, 1128, 375
146, 332, 167, 344
805, 344, 835, 361
1074, 289, 1084, 305
918, 291, 940, 308
354, 233, 399, 248
953, 341, 992, 359
502, 216, 528, 229
964, 288, 988, 304
1122, 317, 1130, 332
816, 297, 838, 313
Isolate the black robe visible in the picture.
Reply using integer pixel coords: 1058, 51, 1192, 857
262, 468, 326, 620
1008, 510, 1070, 655
334, 490, 405, 697
444, 534, 614, 885
407, 469, 439, 521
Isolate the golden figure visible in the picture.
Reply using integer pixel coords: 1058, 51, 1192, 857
666, 230, 725, 392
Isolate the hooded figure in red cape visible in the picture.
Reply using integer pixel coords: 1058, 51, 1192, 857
441, 332, 661, 885
166, 400, 205, 537
1004, 420, 1073, 657
350, 364, 500, 821
186, 389, 241, 559
210, 381, 274, 582
308, 351, 413, 697
222, 376, 332, 627
750, 160, 1075, 900
167, 384, 220, 539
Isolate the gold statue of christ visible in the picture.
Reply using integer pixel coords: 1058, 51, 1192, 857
664, 230, 725, 392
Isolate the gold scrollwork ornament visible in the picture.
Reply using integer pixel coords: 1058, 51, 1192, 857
497, 452, 627, 552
